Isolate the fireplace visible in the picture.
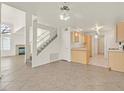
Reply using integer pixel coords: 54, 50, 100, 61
16, 45, 25, 55
19, 47, 25, 55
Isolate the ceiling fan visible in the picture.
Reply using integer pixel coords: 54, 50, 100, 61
83, 24, 103, 38
91, 24, 103, 35
81, 24, 104, 38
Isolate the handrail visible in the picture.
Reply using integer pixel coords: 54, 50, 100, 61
37, 32, 50, 43
37, 33, 57, 49
30, 30, 49, 43
37, 30, 57, 43
37, 30, 57, 54
37, 31, 49, 39
37, 31, 57, 47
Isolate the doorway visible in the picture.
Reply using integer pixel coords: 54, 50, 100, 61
89, 35, 108, 68
98, 35, 104, 55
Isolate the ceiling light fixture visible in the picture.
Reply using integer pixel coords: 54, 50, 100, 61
60, 2, 70, 21
91, 24, 103, 35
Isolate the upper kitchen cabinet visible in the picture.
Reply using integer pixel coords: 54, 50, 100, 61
116, 22, 124, 42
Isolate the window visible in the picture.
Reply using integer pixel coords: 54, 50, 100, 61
1, 24, 11, 34
1, 24, 11, 51
1, 36, 11, 50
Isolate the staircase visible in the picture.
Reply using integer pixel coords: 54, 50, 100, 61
29, 29, 57, 62
37, 30, 57, 55
29, 20, 58, 66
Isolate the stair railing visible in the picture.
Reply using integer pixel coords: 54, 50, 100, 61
37, 29, 57, 55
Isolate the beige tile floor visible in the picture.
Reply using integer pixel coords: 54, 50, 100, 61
89, 55, 108, 68
0, 56, 124, 91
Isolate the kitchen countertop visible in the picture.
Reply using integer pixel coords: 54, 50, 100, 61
108, 49, 124, 52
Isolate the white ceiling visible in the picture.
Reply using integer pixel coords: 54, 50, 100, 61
4, 2, 124, 31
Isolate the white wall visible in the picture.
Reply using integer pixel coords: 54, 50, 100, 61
12, 27, 25, 46
104, 30, 118, 59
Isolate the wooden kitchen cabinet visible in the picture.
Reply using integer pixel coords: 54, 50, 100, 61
85, 35, 92, 57
71, 48, 89, 64
116, 22, 124, 42
109, 50, 124, 72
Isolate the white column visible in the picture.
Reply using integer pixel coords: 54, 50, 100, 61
32, 20, 37, 67
25, 13, 32, 63
0, 3, 1, 78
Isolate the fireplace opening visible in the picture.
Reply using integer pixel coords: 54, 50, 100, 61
19, 47, 25, 55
